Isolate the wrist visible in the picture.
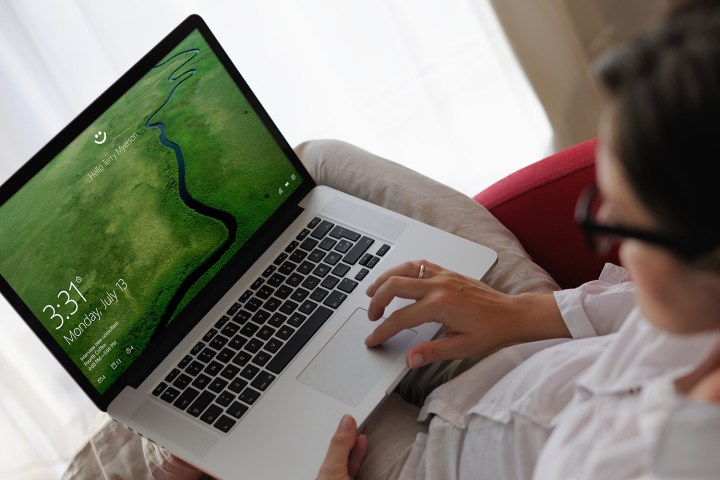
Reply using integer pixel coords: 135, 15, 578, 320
508, 292, 570, 344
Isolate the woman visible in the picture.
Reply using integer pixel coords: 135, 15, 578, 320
319, 1, 720, 478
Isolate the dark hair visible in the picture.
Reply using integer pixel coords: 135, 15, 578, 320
594, 0, 720, 262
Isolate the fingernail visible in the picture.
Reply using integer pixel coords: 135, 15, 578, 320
364, 333, 374, 345
366, 281, 375, 296
408, 353, 425, 369
339, 414, 353, 431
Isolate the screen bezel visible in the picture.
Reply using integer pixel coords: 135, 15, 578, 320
0, 14, 315, 410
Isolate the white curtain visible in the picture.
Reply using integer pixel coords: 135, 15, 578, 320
0, 1, 550, 478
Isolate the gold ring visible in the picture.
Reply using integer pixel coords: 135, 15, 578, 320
418, 264, 426, 279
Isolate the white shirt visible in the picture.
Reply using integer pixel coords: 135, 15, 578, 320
398, 264, 720, 479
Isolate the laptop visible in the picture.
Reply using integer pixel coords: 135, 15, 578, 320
0, 15, 496, 478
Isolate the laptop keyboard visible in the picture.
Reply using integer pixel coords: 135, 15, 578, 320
151, 216, 391, 434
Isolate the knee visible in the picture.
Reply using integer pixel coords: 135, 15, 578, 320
293, 139, 360, 183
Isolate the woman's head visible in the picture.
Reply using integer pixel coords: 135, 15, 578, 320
593, 0, 720, 333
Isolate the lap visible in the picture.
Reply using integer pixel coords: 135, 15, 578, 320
296, 139, 559, 480
64, 139, 558, 480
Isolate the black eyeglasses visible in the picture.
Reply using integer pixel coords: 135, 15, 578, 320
574, 183, 707, 260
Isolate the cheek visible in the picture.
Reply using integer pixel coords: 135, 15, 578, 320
619, 241, 665, 294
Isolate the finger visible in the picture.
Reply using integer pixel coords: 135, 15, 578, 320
319, 415, 359, 477
365, 299, 440, 346
366, 260, 436, 296
367, 276, 434, 321
347, 433, 368, 479
405, 336, 470, 368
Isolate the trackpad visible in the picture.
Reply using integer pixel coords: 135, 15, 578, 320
298, 308, 416, 406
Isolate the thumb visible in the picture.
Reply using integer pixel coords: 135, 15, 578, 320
406, 337, 460, 369
318, 415, 359, 478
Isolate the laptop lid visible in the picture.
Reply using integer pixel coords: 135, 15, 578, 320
0, 14, 315, 410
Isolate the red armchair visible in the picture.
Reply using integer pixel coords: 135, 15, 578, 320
473, 138, 619, 289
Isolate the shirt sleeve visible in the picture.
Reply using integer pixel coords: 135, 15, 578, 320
552, 263, 636, 338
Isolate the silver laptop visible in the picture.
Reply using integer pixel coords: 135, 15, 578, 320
0, 15, 496, 478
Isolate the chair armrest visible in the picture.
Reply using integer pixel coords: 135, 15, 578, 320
473, 138, 616, 288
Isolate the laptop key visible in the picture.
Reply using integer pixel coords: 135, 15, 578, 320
319, 237, 337, 251
297, 260, 315, 275
220, 364, 240, 380
200, 332, 219, 354
329, 225, 361, 241
331, 263, 351, 278
275, 285, 292, 299
165, 368, 181, 383
252, 350, 272, 367
173, 373, 192, 390
161, 386, 180, 404
190, 341, 205, 355
266, 306, 333, 374
343, 236, 374, 265
221, 323, 239, 337
227, 401, 248, 419
200, 405, 223, 425
355, 268, 370, 281
239, 387, 261, 405
310, 220, 334, 239
228, 335, 247, 351
324, 290, 348, 309
313, 263, 331, 277
216, 390, 236, 407
198, 347, 217, 364
233, 309, 251, 324
273, 252, 288, 265
262, 265, 276, 277
191, 374, 211, 390
185, 361, 204, 377
215, 315, 230, 329
251, 371, 276, 391
300, 237, 319, 251
320, 275, 339, 290
240, 364, 260, 380
337, 278, 358, 293
152, 382, 167, 396
267, 273, 286, 287
287, 313, 306, 327
174, 387, 200, 410
289, 250, 307, 263
300, 299, 319, 315
246, 338, 264, 353
227, 302, 241, 316
187, 391, 215, 417
209, 377, 229, 393
214, 415, 237, 433
264, 338, 283, 353
228, 377, 248, 394
268, 313, 286, 328
209, 335, 228, 350
232, 351, 251, 367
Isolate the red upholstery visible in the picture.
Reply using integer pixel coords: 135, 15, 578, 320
473, 138, 618, 289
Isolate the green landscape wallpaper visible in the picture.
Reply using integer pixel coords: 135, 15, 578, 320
0, 29, 302, 393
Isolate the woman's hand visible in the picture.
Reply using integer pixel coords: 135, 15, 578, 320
364, 260, 569, 369
317, 415, 368, 480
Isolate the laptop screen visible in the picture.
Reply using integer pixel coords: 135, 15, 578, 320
0, 26, 305, 396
